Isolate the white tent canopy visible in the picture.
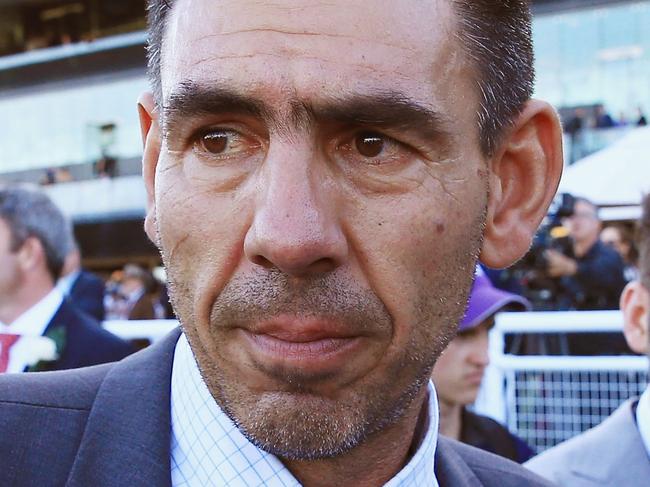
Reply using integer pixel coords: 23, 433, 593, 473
559, 126, 650, 208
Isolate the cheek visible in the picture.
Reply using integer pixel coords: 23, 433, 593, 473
346, 183, 485, 342
156, 162, 252, 323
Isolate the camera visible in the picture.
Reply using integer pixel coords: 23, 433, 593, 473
507, 193, 576, 309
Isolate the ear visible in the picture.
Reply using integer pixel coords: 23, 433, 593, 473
480, 100, 563, 268
138, 92, 162, 244
17, 237, 47, 277
620, 281, 650, 354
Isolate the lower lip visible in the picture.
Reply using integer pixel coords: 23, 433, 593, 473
465, 374, 484, 386
240, 330, 363, 371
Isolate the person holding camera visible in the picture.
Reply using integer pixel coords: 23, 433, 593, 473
544, 197, 629, 354
544, 197, 626, 311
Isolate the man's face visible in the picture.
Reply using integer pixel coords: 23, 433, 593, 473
153, 0, 489, 459
601, 226, 628, 260
431, 319, 491, 407
568, 201, 601, 245
0, 218, 22, 304
119, 276, 144, 298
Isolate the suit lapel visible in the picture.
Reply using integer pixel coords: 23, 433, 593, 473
568, 399, 650, 485
66, 328, 181, 487
435, 437, 483, 486
24, 301, 68, 372
43, 300, 70, 339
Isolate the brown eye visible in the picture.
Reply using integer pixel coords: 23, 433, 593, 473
355, 132, 385, 158
201, 131, 229, 154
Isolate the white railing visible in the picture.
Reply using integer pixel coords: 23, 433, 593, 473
103, 319, 179, 343
475, 310, 648, 453
45, 176, 147, 220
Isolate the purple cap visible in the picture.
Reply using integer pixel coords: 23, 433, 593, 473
459, 267, 531, 332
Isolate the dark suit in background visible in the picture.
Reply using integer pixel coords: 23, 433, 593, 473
68, 270, 106, 322
36, 299, 133, 371
0, 330, 555, 487
460, 408, 535, 463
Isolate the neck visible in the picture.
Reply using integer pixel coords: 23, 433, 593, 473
573, 235, 598, 258
437, 397, 463, 440
283, 387, 429, 487
0, 277, 54, 325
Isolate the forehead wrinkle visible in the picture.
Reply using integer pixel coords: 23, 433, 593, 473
188, 28, 421, 56
185, 51, 428, 88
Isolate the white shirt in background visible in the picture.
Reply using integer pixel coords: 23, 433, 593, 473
56, 270, 80, 297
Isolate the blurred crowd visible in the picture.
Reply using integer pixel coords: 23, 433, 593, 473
564, 104, 647, 135
103, 264, 174, 321
0, 184, 174, 374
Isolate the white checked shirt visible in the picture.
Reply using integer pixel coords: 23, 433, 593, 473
170, 333, 440, 486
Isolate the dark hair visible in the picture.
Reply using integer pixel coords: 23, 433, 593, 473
452, 1, 534, 155
145, 0, 534, 156
573, 196, 600, 219
0, 185, 74, 282
637, 194, 650, 291
603, 223, 638, 265
123, 264, 158, 294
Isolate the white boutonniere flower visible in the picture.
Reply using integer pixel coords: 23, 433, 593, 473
21, 336, 59, 367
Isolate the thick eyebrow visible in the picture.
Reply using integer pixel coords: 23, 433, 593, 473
163, 81, 453, 145
162, 81, 269, 137
305, 92, 453, 144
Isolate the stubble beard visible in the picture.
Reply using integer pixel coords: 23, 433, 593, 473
160, 213, 485, 461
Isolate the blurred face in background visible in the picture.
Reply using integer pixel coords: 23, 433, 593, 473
119, 277, 144, 298
567, 200, 601, 246
601, 226, 630, 261
431, 318, 492, 407
144, 0, 489, 460
0, 218, 22, 300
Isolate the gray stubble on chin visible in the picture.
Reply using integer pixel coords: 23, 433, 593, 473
165, 207, 485, 460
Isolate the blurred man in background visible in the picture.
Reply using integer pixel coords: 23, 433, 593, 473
526, 194, 650, 486
432, 267, 534, 463
57, 241, 107, 321
545, 197, 629, 355
545, 197, 626, 311
0, 185, 133, 372
601, 223, 639, 283
120, 264, 161, 320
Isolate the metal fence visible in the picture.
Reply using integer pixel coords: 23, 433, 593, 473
475, 311, 648, 453
103, 319, 179, 343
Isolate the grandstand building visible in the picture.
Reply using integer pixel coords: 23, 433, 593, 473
534, 0, 650, 122
0, 0, 647, 268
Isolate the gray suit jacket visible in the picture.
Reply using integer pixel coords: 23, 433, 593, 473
0, 329, 555, 486
526, 398, 650, 486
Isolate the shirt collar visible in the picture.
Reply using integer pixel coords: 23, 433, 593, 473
0, 287, 63, 336
170, 333, 439, 486
636, 387, 650, 459
56, 270, 80, 296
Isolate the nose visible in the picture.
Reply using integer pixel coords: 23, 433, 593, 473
243, 146, 348, 277
468, 331, 490, 367
471, 345, 490, 368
